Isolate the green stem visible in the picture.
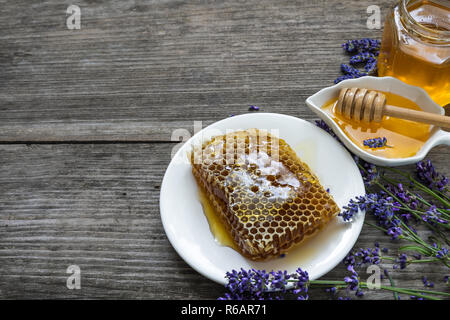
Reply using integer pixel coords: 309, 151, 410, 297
375, 182, 439, 255
307, 280, 346, 286
377, 176, 449, 232
386, 167, 450, 208
375, 285, 440, 300
392, 205, 450, 229
379, 175, 450, 223
404, 189, 450, 218
382, 256, 445, 264
358, 163, 442, 257
414, 197, 450, 219
364, 221, 390, 234
374, 171, 450, 248
382, 181, 450, 220
385, 270, 399, 300
435, 188, 450, 202
298, 280, 449, 300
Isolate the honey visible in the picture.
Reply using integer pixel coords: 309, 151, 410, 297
190, 129, 339, 261
197, 187, 238, 251
377, 0, 450, 106
322, 91, 430, 158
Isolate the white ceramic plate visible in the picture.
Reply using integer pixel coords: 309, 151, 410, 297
160, 113, 365, 285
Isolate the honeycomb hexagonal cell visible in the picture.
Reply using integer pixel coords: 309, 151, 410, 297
190, 129, 339, 261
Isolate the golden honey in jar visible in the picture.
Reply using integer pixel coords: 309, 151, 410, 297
377, 0, 450, 106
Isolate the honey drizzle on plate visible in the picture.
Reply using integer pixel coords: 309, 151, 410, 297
197, 187, 239, 251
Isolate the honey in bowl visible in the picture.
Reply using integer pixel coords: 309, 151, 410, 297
322, 91, 430, 158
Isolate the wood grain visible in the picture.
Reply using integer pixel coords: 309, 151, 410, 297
0, 143, 449, 299
0, 0, 448, 300
0, 0, 394, 140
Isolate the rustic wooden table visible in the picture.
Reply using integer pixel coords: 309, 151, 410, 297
0, 0, 448, 299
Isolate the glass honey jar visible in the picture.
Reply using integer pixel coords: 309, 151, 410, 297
377, 0, 450, 106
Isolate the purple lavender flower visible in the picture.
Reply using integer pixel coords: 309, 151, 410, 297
386, 184, 416, 208
339, 197, 362, 221
363, 137, 388, 148
336, 38, 381, 83
387, 226, 402, 240
220, 268, 270, 300
415, 160, 448, 192
422, 205, 448, 225
354, 247, 381, 265
436, 247, 448, 259
342, 40, 358, 53
270, 270, 290, 292
355, 156, 380, 186
325, 286, 337, 294
364, 57, 378, 74
344, 265, 363, 297
342, 39, 381, 54
339, 193, 403, 239
341, 63, 367, 77
343, 245, 382, 267
349, 52, 377, 65
344, 265, 359, 291
293, 268, 309, 300
394, 253, 408, 269
367, 195, 402, 232
422, 276, 434, 288
343, 251, 356, 266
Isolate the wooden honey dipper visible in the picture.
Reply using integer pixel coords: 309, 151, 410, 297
336, 87, 450, 129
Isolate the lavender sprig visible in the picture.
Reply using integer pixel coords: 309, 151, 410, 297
316, 120, 450, 261
386, 166, 450, 208
416, 160, 449, 193
220, 40, 449, 300
219, 267, 449, 300
363, 137, 389, 149
335, 38, 381, 83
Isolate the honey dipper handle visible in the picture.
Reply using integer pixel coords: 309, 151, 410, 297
384, 105, 450, 129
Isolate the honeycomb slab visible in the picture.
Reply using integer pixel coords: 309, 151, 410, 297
190, 129, 339, 261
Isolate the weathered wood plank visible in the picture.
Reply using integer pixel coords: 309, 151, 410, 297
0, 0, 394, 141
0, 121, 199, 142
0, 0, 448, 300
0, 143, 448, 299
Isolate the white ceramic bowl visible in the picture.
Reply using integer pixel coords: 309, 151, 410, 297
160, 113, 365, 285
306, 76, 450, 167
